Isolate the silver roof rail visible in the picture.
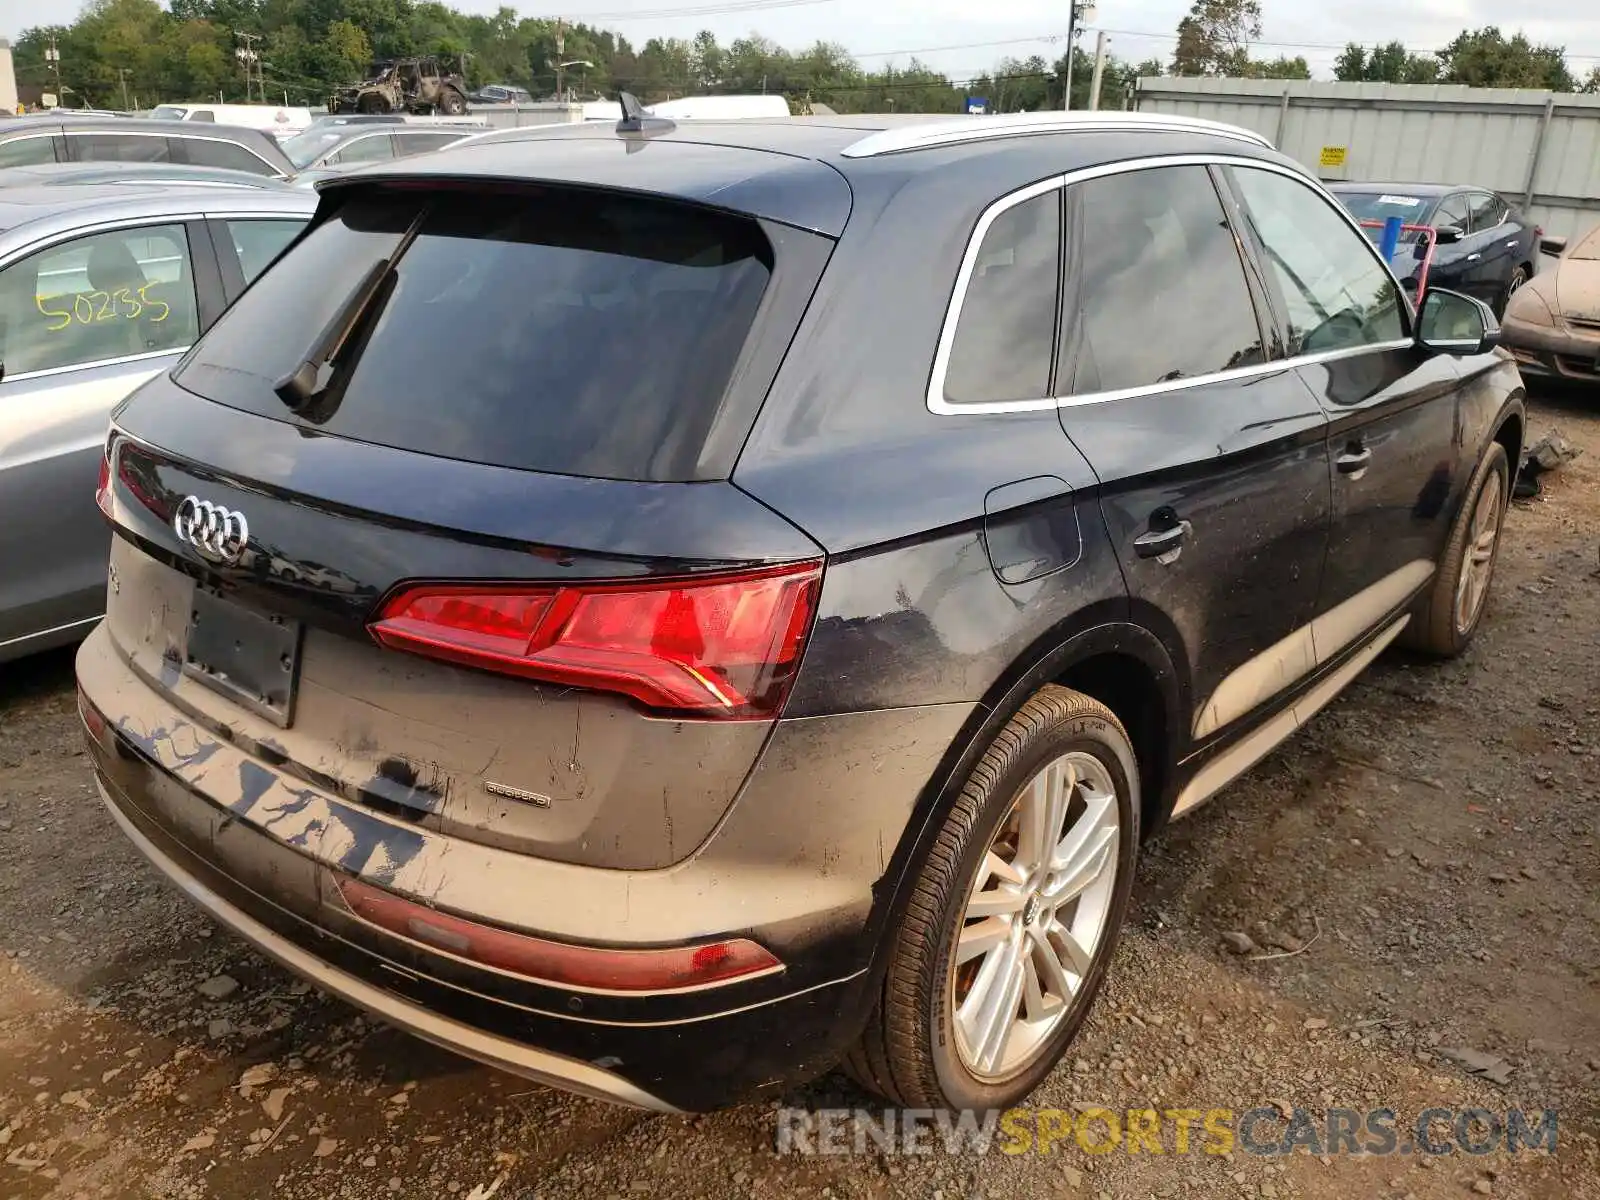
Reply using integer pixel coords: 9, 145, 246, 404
838, 111, 1273, 159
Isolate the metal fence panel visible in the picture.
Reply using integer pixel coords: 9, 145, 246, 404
1136, 77, 1600, 243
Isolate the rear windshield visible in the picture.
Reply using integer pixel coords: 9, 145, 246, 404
151, 105, 188, 120
175, 185, 774, 482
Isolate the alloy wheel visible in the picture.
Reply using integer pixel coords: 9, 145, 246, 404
949, 751, 1120, 1080
1454, 474, 1504, 634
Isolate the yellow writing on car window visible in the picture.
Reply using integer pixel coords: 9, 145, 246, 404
36, 284, 167, 332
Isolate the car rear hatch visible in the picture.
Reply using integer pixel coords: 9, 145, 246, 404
97, 172, 835, 872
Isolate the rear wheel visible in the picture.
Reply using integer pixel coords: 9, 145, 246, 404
1403, 441, 1510, 657
846, 685, 1139, 1111
439, 87, 467, 115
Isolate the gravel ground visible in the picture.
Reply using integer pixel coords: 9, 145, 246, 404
2, 391, 1598, 1200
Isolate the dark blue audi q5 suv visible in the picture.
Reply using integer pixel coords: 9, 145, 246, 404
78, 103, 1524, 1114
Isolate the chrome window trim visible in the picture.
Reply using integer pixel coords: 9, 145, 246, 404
61, 129, 284, 177
2, 346, 188, 385
840, 112, 1272, 159
928, 153, 1418, 417
0, 212, 206, 273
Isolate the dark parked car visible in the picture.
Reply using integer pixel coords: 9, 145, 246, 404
0, 116, 294, 178
1328, 182, 1540, 315
468, 84, 533, 105
79, 110, 1524, 1114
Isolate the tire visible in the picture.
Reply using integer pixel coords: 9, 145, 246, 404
845, 685, 1140, 1111
439, 87, 467, 115
1496, 265, 1529, 318
1403, 441, 1510, 657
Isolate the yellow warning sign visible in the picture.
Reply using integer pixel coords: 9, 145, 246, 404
1319, 145, 1348, 168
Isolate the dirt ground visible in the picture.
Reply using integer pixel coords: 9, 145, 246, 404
2, 390, 1598, 1200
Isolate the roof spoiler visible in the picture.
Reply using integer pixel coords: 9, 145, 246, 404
616, 91, 675, 138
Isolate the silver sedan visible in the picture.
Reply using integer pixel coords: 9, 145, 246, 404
0, 182, 315, 663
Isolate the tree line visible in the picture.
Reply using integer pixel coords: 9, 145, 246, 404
12, 0, 1600, 113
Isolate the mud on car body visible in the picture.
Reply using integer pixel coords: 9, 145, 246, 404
79, 109, 1525, 1113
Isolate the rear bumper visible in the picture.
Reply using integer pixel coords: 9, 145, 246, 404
77, 623, 971, 1109
1500, 318, 1600, 383
97, 778, 680, 1111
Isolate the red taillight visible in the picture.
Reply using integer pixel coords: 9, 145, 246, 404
334, 876, 782, 993
95, 449, 113, 520
369, 562, 822, 718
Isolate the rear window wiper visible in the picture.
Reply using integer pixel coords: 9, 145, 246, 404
274, 209, 426, 415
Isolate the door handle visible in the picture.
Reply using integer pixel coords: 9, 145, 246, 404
1133, 523, 1187, 560
1466, 253, 1482, 262
1505, 240, 1519, 249
1337, 446, 1373, 475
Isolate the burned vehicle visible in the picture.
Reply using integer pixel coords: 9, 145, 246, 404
328, 56, 469, 116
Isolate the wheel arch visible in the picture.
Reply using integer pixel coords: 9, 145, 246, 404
865, 606, 1189, 959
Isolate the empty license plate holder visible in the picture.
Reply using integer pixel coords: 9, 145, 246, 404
183, 588, 302, 727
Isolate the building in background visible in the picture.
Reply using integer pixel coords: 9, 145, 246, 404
0, 41, 18, 113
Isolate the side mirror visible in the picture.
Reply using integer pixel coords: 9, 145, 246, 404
1540, 235, 1568, 257
1417, 288, 1500, 356
1433, 225, 1465, 245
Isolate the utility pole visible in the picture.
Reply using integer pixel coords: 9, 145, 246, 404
118, 67, 130, 112
45, 35, 62, 107
1087, 31, 1108, 111
234, 31, 262, 103
554, 19, 565, 102
1061, 1, 1097, 110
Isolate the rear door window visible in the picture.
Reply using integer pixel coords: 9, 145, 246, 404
178, 137, 276, 175
0, 223, 199, 376
67, 133, 171, 163
393, 132, 464, 156
941, 189, 1061, 404
1061, 165, 1264, 395
175, 186, 774, 482
0, 135, 59, 167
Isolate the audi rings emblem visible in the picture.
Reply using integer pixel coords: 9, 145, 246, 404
173, 496, 250, 565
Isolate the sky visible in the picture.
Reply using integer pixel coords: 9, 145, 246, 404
6, 0, 1600, 82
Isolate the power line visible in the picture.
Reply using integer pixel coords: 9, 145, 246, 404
543, 0, 837, 21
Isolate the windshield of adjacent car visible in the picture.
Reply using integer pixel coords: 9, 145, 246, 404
150, 106, 188, 121
1333, 191, 1436, 224
280, 129, 347, 169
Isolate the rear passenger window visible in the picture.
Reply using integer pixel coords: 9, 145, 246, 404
942, 189, 1061, 405
1063, 165, 1263, 396
180, 137, 275, 175
0, 224, 199, 376
0, 136, 58, 167
68, 134, 170, 163
1229, 167, 1406, 356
